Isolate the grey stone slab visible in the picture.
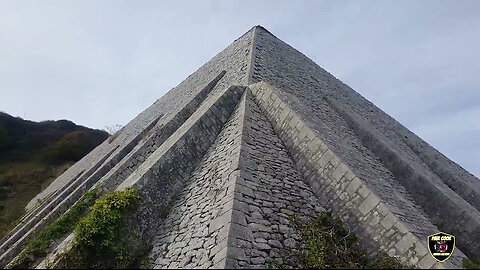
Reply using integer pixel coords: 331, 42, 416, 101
9, 26, 477, 269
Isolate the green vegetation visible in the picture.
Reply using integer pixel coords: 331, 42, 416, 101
289, 212, 408, 269
12, 189, 99, 269
56, 188, 146, 269
0, 112, 108, 237
266, 259, 286, 269
464, 258, 480, 269
265, 259, 277, 269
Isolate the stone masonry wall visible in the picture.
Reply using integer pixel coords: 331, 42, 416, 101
27, 26, 255, 211
148, 90, 248, 269
224, 90, 325, 269
3, 27, 255, 268
250, 26, 479, 262
0, 71, 230, 268
31, 85, 247, 269
7, 26, 478, 269
97, 71, 226, 192
147, 89, 326, 269
249, 26, 480, 213
324, 95, 480, 260
116, 86, 245, 239
248, 82, 467, 269
1, 71, 226, 264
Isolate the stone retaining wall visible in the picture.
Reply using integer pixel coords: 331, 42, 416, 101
324, 95, 480, 261
249, 26, 480, 263
1, 27, 256, 268
116, 85, 245, 239
31, 85, 246, 269
148, 90, 248, 269
224, 90, 325, 269
5, 26, 478, 269
248, 82, 467, 269
97, 71, 226, 192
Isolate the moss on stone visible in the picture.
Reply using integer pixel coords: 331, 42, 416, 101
464, 258, 480, 269
291, 212, 409, 269
55, 187, 145, 269
11, 188, 99, 269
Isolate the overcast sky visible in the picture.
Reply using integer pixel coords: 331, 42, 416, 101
0, 0, 479, 177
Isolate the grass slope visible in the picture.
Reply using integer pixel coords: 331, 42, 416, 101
0, 112, 109, 237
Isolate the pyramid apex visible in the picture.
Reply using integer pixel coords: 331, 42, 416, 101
4, 18, 479, 270
249, 25, 276, 39
250, 25, 268, 32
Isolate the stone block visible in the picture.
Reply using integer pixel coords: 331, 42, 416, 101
289, 115, 300, 129
329, 156, 341, 168
346, 177, 362, 195
229, 224, 254, 242
394, 221, 409, 234
417, 254, 436, 269
358, 193, 380, 216
414, 242, 428, 257
231, 209, 247, 226
395, 233, 417, 255
227, 246, 247, 261
380, 212, 397, 230
332, 163, 349, 182
236, 184, 254, 198
307, 139, 321, 153
318, 150, 334, 169
213, 245, 228, 265
357, 184, 371, 199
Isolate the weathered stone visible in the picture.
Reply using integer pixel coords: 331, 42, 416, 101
283, 238, 297, 248
268, 240, 283, 248
380, 212, 397, 230
253, 242, 272, 251
251, 257, 265, 265
396, 233, 416, 255
11, 26, 476, 270
346, 177, 362, 195
418, 254, 437, 269
358, 194, 380, 216
249, 223, 273, 233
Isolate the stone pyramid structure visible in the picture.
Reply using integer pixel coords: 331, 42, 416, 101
1, 26, 479, 269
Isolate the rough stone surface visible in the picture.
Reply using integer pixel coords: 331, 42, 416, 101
0, 28, 253, 267
118, 85, 245, 239
249, 81, 468, 269
225, 91, 325, 269
3, 26, 479, 269
249, 26, 479, 262
147, 91, 325, 269
147, 90, 248, 269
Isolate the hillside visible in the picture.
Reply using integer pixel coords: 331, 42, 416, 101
0, 112, 109, 237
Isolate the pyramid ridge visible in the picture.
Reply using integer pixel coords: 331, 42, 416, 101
1, 26, 478, 269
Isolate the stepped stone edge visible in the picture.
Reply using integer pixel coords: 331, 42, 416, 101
247, 81, 467, 269
0, 71, 230, 268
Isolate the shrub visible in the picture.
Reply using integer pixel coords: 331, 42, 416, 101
291, 212, 408, 269
12, 189, 99, 268
57, 187, 145, 269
